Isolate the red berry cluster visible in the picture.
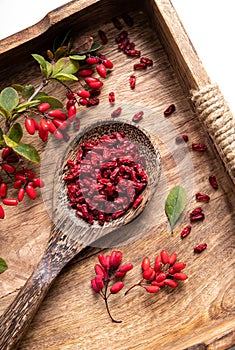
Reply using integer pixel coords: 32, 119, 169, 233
91, 249, 188, 322
0, 148, 44, 219
125, 250, 187, 295
24, 52, 114, 142
91, 250, 133, 323
25, 101, 75, 142
78, 54, 114, 106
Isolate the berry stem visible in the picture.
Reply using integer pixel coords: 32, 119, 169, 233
103, 279, 122, 323
28, 79, 48, 102
124, 279, 143, 295
104, 295, 122, 323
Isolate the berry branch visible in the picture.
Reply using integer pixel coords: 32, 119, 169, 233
91, 251, 133, 323
0, 32, 114, 221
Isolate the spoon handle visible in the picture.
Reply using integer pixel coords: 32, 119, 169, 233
0, 231, 83, 350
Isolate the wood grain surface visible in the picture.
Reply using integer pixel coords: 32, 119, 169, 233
0, 0, 234, 349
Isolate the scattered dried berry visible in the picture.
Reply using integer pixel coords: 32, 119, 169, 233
192, 143, 207, 152
111, 107, 122, 118
209, 175, 218, 190
175, 135, 189, 144
194, 243, 207, 253
195, 192, 210, 203
164, 104, 176, 116
112, 17, 123, 30
180, 225, 192, 238
129, 75, 136, 89
98, 30, 108, 44
132, 111, 144, 123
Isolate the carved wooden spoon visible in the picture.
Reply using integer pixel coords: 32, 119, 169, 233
0, 119, 161, 350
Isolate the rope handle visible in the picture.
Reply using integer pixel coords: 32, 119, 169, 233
191, 83, 235, 185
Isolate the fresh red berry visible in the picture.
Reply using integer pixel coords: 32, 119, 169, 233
102, 59, 113, 69
66, 91, 75, 100
25, 117, 36, 135
32, 178, 45, 188
48, 110, 67, 120
110, 250, 122, 268
1, 147, 12, 160
141, 257, 151, 271
0, 205, 5, 219
142, 267, 155, 280
54, 130, 64, 140
96, 63, 107, 78
37, 102, 51, 112
95, 275, 104, 290
160, 250, 169, 264
2, 198, 18, 206
118, 263, 133, 273
110, 281, 124, 294
164, 279, 178, 288
172, 262, 186, 272
25, 185, 37, 199
86, 56, 100, 65
173, 272, 188, 280
17, 188, 25, 202
68, 105, 76, 120
168, 253, 177, 265
79, 69, 93, 77
1, 163, 15, 173
145, 285, 160, 293
91, 278, 101, 293
77, 90, 91, 98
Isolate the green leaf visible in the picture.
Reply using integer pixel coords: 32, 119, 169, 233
52, 73, 78, 81
22, 85, 35, 100
3, 135, 18, 148
87, 43, 102, 53
69, 54, 86, 61
46, 61, 53, 77
0, 127, 3, 141
165, 185, 187, 231
11, 84, 24, 92
54, 46, 69, 61
32, 54, 49, 78
8, 123, 23, 143
0, 105, 9, 118
37, 95, 63, 109
53, 30, 71, 53
0, 87, 19, 112
52, 57, 79, 76
14, 100, 41, 114
13, 142, 40, 163
0, 257, 8, 274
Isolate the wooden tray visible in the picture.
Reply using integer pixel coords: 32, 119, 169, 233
0, 0, 234, 349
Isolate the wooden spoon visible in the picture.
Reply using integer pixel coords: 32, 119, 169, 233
0, 119, 161, 350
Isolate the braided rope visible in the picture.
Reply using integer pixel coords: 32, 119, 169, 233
191, 83, 235, 184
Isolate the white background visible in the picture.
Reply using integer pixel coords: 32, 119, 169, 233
0, 0, 234, 116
